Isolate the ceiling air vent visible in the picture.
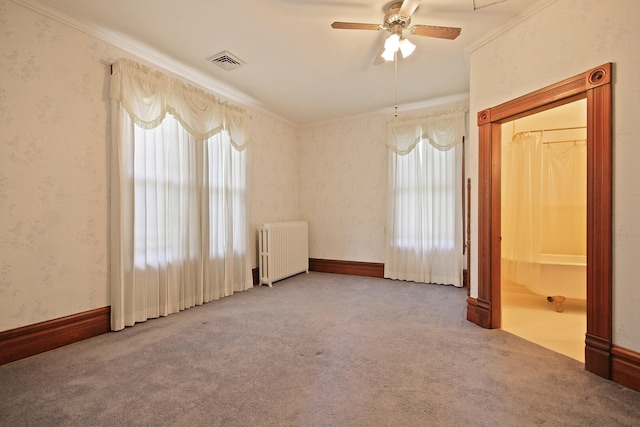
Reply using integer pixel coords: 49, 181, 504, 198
207, 51, 245, 71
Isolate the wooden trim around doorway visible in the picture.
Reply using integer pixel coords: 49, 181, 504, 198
468, 63, 613, 380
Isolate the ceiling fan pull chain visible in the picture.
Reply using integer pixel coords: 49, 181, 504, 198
394, 51, 399, 118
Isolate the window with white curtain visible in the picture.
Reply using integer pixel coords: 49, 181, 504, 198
110, 59, 253, 331
131, 116, 247, 269
204, 131, 248, 262
132, 114, 200, 270
390, 141, 458, 250
384, 111, 466, 286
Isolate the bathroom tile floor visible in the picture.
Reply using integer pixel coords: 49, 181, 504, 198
501, 281, 586, 363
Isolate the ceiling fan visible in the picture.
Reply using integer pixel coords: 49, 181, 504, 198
331, 0, 461, 64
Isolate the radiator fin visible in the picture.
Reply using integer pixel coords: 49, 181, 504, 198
259, 221, 309, 287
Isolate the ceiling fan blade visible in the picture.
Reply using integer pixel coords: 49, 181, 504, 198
399, 0, 421, 18
331, 22, 382, 30
410, 25, 461, 40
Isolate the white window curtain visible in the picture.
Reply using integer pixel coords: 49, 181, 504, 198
109, 59, 253, 331
384, 112, 466, 286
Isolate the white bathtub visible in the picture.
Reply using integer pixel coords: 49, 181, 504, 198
525, 253, 586, 301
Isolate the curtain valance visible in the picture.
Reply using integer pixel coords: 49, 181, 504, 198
386, 111, 466, 155
110, 58, 252, 149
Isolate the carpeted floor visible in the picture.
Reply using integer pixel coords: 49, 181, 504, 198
1, 272, 639, 426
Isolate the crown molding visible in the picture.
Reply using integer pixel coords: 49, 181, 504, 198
301, 92, 469, 128
10, 0, 297, 128
463, 0, 557, 58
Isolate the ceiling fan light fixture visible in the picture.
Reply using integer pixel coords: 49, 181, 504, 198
399, 37, 416, 58
384, 33, 401, 52
381, 47, 396, 61
382, 35, 415, 61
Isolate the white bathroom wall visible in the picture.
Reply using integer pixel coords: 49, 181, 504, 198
468, 0, 640, 351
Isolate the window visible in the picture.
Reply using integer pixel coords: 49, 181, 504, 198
132, 114, 199, 269
390, 140, 458, 250
110, 58, 253, 331
384, 111, 465, 286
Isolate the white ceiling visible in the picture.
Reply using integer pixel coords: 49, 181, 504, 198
26, 0, 540, 124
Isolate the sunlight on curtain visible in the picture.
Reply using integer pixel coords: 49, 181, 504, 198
384, 111, 465, 286
110, 59, 252, 331
202, 132, 250, 300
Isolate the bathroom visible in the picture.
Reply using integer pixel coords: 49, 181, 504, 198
500, 99, 587, 362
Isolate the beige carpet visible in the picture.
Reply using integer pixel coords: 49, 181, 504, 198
1, 272, 639, 426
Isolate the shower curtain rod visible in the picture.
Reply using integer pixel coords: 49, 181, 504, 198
543, 138, 587, 145
523, 125, 586, 133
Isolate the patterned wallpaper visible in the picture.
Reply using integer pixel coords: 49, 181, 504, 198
247, 112, 301, 265
298, 116, 387, 262
468, 0, 640, 350
0, 0, 301, 331
0, 0, 118, 330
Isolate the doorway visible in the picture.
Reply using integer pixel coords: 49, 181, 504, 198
467, 63, 613, 379
500, 100, 587, 362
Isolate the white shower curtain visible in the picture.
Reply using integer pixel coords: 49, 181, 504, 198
541, 140, 587, 255
502, 132, 587, 287
501, 132, 543, 287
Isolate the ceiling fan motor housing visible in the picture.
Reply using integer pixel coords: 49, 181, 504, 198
384, 2, 412, 31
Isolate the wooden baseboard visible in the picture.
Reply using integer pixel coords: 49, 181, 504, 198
612, 345, 640, 393
466, 296, 492, 328
585, 333, 612, 379
253, 259, 383, 285
0, 307, 111, 366
466, 297, 479, 324
309, 258, 384, 278
261, 259, 464, 283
